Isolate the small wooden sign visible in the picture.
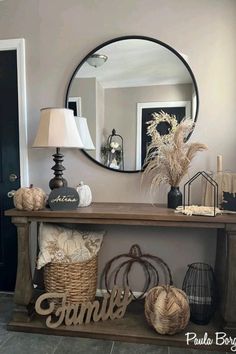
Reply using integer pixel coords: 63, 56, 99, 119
48, 187, 79, 210
35, 287, 133, 328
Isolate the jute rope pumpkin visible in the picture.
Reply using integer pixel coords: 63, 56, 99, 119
13, 184, 46, 211
145, 285, 190, 335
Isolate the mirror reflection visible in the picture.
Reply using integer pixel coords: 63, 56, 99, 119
66, 37, 198, 172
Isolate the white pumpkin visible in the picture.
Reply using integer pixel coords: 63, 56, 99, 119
76, 181, 92, 207
13, 184, 46, 211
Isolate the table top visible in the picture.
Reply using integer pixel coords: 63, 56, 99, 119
5, 202, 236, 228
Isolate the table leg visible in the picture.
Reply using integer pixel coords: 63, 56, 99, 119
12, 217, 33, 322
215, 227, 236, 334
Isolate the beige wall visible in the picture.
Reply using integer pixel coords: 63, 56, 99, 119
104, 83, 192, 170
1, 0, 235, 288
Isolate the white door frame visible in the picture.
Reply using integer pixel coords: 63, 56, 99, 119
0, 38, 29, 186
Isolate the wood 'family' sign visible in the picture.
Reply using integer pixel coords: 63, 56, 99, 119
35, 287, 133, 328
48, 187, 79, 210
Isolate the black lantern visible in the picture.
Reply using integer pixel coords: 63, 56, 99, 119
102, 129, 124, 170
182, 262, 217, 325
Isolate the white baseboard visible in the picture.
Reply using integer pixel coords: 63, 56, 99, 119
96, 288, 144, 298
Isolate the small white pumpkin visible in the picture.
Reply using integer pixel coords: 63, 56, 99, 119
76, 181, 92, 207
13, 184, 46, 211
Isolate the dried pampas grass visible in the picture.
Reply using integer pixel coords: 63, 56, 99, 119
143, 112, 207, 193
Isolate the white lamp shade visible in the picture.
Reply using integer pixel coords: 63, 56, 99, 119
76, 117, 95, 150
33, 108, 84, 148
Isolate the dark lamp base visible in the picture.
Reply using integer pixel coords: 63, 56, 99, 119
49, 147, 68, 190
49, 177, 68, 190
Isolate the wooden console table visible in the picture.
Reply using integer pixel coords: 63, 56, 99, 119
5, 203, 236, 351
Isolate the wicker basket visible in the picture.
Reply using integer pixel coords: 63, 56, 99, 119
44, 255, 98, 307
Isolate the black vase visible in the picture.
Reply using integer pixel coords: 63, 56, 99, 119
182, 263, 217, 325
167, 186, 182, 209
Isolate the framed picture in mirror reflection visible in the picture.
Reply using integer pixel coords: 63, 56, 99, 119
68, 97, 82, 117
136, 101, 191, 170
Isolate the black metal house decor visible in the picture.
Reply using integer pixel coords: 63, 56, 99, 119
101, 129, 124, 170
182, 262, 217, 325
183, 171, 218, 216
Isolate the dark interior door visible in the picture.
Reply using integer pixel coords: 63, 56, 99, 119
0, 50, 20, 291
141, 107, 186, 167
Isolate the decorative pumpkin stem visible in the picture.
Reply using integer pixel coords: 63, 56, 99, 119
129, 244, 142, 257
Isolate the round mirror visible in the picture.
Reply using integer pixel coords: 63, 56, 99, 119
65, 36, 199, 172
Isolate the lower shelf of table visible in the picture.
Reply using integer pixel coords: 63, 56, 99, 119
7, 302, 231, 352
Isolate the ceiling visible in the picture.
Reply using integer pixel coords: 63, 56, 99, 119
76, 39, 192, 89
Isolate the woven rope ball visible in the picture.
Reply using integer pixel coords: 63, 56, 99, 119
13, 184, 46, 211
145, 285, 190, 335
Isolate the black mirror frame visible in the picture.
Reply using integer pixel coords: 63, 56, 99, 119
65, 35, 199, 173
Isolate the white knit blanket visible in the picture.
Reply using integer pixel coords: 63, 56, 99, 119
175, 205, 222, 216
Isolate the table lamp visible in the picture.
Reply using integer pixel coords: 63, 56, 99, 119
33, 108, 94, 190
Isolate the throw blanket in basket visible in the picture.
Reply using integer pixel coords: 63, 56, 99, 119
37, 223, 104, 269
